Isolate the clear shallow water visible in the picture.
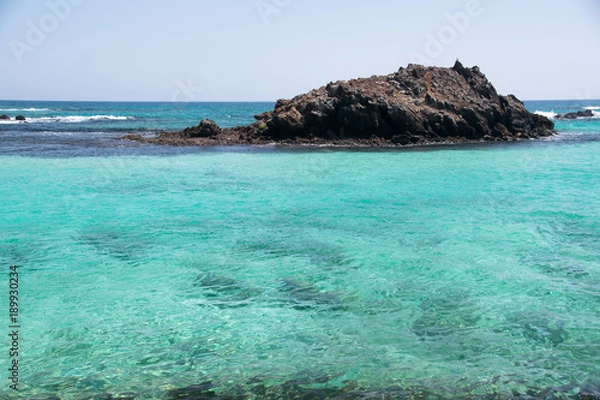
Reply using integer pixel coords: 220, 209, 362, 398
0, 100, 599, 399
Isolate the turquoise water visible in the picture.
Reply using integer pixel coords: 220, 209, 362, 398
0, 101, 272, 157
0, 100, 599, 399
0, 100, 269, 131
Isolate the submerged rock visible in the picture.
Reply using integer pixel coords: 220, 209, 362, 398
278, 279, 346, 311
193, 273, 263, 309
166, 378, 600, 400
412, 293, 481, 337
168, 382, 218, 400
131, 61, 555, 147
194, 273, 241, 294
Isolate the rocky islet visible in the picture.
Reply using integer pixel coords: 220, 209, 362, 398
128, 61, 555, 147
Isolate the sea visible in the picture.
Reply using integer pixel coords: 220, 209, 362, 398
0, 99, 599, 399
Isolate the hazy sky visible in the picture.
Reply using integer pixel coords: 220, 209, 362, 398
0, 0, 598, 101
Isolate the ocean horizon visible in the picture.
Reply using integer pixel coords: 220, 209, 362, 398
1, 99, 599, 399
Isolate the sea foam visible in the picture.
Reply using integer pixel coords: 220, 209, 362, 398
0, 108, 50, 112
25, 115, 131, 123
534, 110, 557, 119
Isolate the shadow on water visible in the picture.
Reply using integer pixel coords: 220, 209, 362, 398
76, 230, 155, 264
518, 211, 600, 287
411, 292, 481, 338
505, 312, 570, 348
192, 273, 264, 309
190, 273, 348, 312
236, 237, 355, 272
276, 278, 347, 311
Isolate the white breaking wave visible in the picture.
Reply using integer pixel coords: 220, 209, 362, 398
0, 108, 50, 112
24, 115, 132, 123
584, 106, 600, 110
534, 110, 557, 120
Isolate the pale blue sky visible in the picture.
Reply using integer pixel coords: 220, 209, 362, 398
0, 0, 598, 101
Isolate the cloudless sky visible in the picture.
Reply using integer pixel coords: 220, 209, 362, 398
0, 0, 598, 101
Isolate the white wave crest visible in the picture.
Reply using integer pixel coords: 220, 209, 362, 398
584, 106, 600, 111
25, 115, 132, 123
0, 108, 50, 112
534, 110, 557, 120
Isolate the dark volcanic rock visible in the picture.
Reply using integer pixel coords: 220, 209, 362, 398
0, 114, 9, 120
123, 134, 145, 141
131, 61, 555, 147
15, 115, 26, 121
182, 118, 221, 138
555, 110, 594, 120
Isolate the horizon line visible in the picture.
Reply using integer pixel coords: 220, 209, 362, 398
1, 98, 599, 103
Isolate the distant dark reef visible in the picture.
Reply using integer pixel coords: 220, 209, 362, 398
0, 114, 26, 121
126, 61, 556, 147
555, 109, 594, 120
